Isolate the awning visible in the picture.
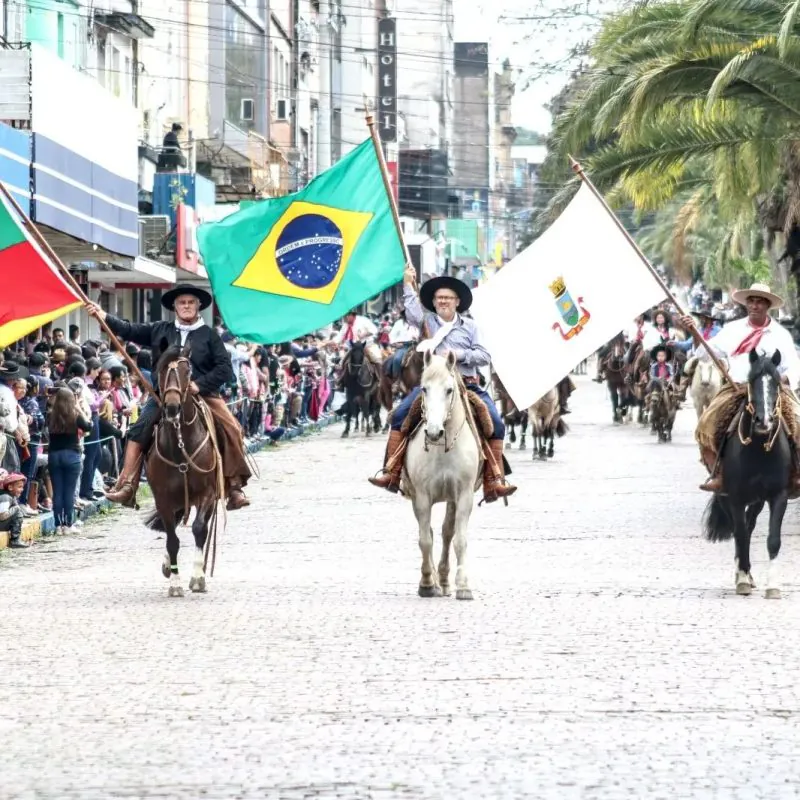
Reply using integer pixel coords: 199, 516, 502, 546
85, 257, 176, 286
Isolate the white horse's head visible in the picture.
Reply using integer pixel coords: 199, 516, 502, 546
421, 350, 458, 442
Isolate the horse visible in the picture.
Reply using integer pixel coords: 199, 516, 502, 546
690, 359, 723, 419
378, 345, 424, 433
144, 345, 223, 598
402, 351, 482, 600
626, 341, 651, 424
599, 335, 631, 423
341, 341, 381, 437
646, 379, 676, 443
528, 387, 564, 460
493, 371, 528, 450
703, 350, 792, 598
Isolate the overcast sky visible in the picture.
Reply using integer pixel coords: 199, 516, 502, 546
453, 0, 624, 133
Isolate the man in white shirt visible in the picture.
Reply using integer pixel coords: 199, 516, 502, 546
332, 310, 382, 384
680, 283, 800, 493
0, 362, 21, 437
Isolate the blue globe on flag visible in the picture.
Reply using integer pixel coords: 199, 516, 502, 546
275, 214, 344, 289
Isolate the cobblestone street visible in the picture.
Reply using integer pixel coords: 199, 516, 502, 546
4, 375, 800, 799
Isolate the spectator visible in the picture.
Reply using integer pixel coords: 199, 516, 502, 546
0, 471, 29, 548
0, 361, 23, 471
69, 324, 80, 345
47, 387, 91, 535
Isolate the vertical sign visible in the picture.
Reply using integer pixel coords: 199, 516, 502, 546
378, 17, 397, 142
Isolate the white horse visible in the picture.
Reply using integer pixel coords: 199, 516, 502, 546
528, 387, 560, 460
402, 351, 482, 600
690, 358, 723, 419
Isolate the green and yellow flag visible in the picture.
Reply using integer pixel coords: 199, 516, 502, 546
197, 139, 406, 343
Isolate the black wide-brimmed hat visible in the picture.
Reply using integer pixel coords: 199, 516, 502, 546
420, 276, 473, 313
0, 361, 28, 380
650, 344, 674, 362
161, 284, 212, 311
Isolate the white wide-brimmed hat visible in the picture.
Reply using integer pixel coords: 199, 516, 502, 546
731, 282, 784, 310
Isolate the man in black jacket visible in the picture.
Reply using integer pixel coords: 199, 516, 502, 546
86, 284, 251, 510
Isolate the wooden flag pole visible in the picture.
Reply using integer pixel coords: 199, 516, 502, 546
0, 181, 161, 403
568, 157, 735, 385
364, 104, 430, 337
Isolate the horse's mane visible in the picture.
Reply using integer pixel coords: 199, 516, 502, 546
154, 344, 185, 377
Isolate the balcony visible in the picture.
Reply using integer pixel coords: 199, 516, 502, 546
93, 11, 155, 39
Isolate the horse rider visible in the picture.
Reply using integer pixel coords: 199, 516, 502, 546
86, 284, 252, 510
674, 306, 723, 398
368, 267, 517, 504
623, 312, 658, 366
649, 344, 676, 383
332, 309, 381, 386
385, 308, 420, 389
678, 282, 800, 493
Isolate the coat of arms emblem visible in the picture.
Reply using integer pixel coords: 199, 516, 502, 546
550, 276, 591, 340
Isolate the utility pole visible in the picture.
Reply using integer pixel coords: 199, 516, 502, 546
317, 0, 332, 170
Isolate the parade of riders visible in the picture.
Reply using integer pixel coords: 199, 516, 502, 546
86, 284, 252, 511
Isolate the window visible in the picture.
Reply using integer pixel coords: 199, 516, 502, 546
225, 2, 266, 134
111, 46, 121, 97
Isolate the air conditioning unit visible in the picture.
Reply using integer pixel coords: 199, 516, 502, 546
240, 98, 254, 121
275, 98, 290, 121
138, 215, 171, 257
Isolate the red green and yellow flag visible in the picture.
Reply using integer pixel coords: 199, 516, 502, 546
0, 189, 82, 347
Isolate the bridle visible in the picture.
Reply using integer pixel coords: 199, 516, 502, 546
421, 377, 466, 453
738, 376, 784, 451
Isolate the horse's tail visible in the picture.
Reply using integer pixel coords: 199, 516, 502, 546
702, 495, 733, 542
555, 418, 569, 437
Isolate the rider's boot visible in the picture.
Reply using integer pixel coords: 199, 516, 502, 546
226, 478, 250, 510
368, 430, 406, 493
105, 440, 144, 507
482, 439, 517, 504
699, 447, 723, 493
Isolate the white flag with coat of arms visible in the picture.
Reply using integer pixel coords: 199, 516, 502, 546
470, 183, 667, 411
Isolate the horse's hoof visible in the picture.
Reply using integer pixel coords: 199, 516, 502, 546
189, 577, 207, 593
440, 584, 452, 597
505, 442, 511, 450
341, 431, 349, 438
765, 587, 781, 600
418, 584, 441, 598
735, 582, 752, 596
456, 589, 474, 601
519, 443, 526, 451
168, 585, 184, 598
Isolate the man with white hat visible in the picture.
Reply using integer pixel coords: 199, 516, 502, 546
679, 282, 800, 493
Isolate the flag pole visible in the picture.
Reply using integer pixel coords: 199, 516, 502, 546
0, 181, 161, 403
568, 157, 734, 385
364, 103, 430, 337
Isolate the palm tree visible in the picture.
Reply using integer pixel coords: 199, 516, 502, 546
539, 0, 800, 305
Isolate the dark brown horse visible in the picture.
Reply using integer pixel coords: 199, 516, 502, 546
598, 334, 632, 423
145, 345, 223, 597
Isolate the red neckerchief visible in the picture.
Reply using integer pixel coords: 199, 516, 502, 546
731, 318, 769, 356
701, 323, 713, 340
343, 322, 355, 343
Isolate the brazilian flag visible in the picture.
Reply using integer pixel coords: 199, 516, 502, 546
197, 139, 405, 343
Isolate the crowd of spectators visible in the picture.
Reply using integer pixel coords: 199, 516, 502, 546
0, 315, 356, 548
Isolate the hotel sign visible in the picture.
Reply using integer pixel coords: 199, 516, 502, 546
377, 17, 397, 142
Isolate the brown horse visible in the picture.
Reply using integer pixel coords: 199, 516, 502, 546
598, 334, 631, 423
378, 345, 424, 432
144, 345, 223, 597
